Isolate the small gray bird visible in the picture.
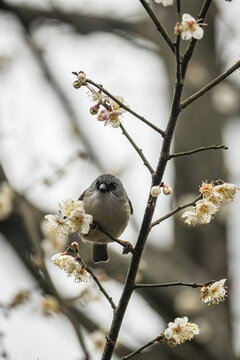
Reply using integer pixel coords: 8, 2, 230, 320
78, 174, 133, 263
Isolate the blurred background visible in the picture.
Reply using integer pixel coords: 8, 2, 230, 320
0, 0, 240, 359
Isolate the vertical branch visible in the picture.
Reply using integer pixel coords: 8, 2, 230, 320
181, 0, 212, 79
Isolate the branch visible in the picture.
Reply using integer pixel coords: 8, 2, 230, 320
121, 335, 164, 360
169, 144, 228, 159
66, 246, 117, 311
139, 0, 175, 54
85, 78, 166, 137
181, 60, 240, 108
181, 0, 212, 79
120, 123, 154, 175
134, 280, 215, 289
151, 194, 202, 228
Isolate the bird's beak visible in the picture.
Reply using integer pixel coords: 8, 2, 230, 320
99, 183, 108, 192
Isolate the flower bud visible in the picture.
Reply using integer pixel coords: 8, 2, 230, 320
163, 184, 172, 195
73, 80, 81, 89
71, 242, 79, 252
77, 71, 86, 85
151, 185, 161, 197
174, 21, 183, 35
90, 103, 100, 115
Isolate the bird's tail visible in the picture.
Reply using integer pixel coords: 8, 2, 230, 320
93, 244, 109, 263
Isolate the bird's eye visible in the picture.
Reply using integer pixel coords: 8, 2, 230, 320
108, 182, 116, 191
96, 180, 100, 189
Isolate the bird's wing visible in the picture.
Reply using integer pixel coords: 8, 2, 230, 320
128, 197, 133, 215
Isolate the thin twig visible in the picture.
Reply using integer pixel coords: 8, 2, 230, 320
151, 194, 202, 228
181, 59, 240, 109
121, 335, 164, 360
139, 0, 175, 54
175, 1, 182, 84
67, 246, 117, 311
169, 144, 228, 159
85, 78, 166, 137
120, 123, 154, 175
181, 0, 212, 79
134, 280, 215, 289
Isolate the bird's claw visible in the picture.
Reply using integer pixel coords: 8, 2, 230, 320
119, 240, 133, 255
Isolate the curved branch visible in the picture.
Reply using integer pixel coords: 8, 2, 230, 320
121, 335, 164, 360
169, 144, 228, 159
151, 195, 202, 228
134, 280, 215, 289
181, 59, 240, 109
85, 79, 166, 136
120, 123, 154, 175
138, 0, 175, 54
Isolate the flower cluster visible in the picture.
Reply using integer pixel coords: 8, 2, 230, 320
200, 279, 227, 305
44, 199, 93, 242
154, 0, 173, 6
73, 71, 86, 88
151, 183, 172, 197
164, 317, 199, 347
174, 14, 204, 41
51, 253, 90, 283
0, 181, 14, 220
89, 91, 127, 128
182, 181, 238, 226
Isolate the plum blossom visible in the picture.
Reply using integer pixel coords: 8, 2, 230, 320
41, 220, 68, 253
44, 199, 92, 239
164, 316, 199, 347
51, 253, 90, 283
182, 180, 238, 226
200, 279, 227, 305
180, 14, 204, 41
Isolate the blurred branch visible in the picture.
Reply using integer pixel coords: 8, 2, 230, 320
85, 79, 166, 136
121, 335, 164, 360
151, 194, 202, 228
169, 144, 228, 159
16, 199, 90, 360
66, 245, 117, 311
134, 280, 215, 289
3, 2, 105, 176
138, 0, 176, 54
181, 59, 240, 109
120, 123, 154, 175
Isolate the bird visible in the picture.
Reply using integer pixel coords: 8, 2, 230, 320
78, 173, 133, 263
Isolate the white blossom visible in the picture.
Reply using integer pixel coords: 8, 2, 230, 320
182, 181, 238, 226
51, 253, 90, 283
154, 0, 173, 6
213, 183, 237, 203
181, 14, 204, 41
59, 199, 93, 234
200, 279, 227, 305
182, 199, 217, 225
0, 181, 14, 220
44, 214, 70, 238
164, 316, 199, 346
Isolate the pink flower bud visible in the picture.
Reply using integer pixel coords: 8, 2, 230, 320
90, 103, 100, 115
163, 184, 172, 195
